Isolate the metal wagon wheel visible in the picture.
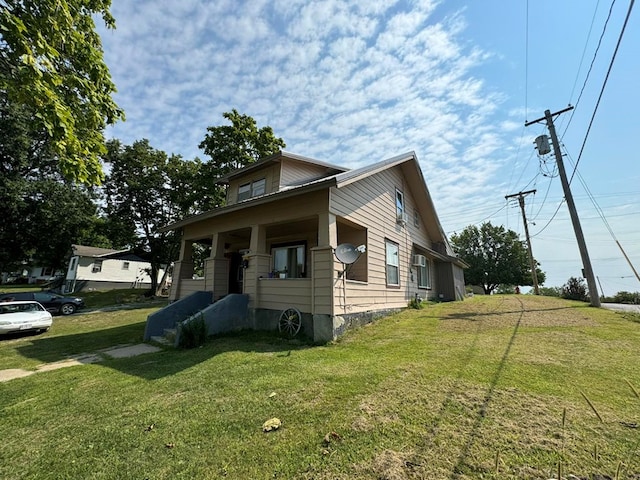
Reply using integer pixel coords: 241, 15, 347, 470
278, 307, 302, 337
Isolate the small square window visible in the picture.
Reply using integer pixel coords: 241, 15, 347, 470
92, 260, 103, 273
123, 262, 130, 270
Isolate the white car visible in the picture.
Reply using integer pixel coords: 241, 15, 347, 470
0, 301, 53, 335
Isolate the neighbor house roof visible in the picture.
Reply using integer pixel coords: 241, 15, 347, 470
71, 245, 130, 258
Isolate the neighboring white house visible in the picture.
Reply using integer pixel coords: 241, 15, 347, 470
64, 245, 167, 293
27, 266, 65, 284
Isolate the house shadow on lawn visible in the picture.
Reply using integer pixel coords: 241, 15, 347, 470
15, 324, 310, 381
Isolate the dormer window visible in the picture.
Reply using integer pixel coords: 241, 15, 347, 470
238, 178, 266, 202
238, 183, 251, 201
252, 178, 266, 197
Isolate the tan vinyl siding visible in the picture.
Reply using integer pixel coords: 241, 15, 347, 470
178, 279, 205, 298
226, 163, 280, 205
311, 247, 334, 315
279, 158, 335, 187
256, 278, 312, 312
330, 166, 435, 311
182, 190, 329, 242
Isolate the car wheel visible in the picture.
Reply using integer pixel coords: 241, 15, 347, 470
60, 303, 76, 315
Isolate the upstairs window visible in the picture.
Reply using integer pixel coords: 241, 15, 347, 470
395, 189, 404, 218
238, 183, 251, 201
252, 178, 266, 197
238, 178, 266, 202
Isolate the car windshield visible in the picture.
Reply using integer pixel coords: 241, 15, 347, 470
0, 302, 46, 314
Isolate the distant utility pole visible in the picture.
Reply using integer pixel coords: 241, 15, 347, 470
525, 106, 601, 307
505, 189, 539, 295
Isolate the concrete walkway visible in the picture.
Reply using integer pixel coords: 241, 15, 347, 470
0, 343, 161, 383
602, 302, 640, 313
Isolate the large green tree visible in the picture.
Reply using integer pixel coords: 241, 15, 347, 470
0, 92, 100, 276
0, 0, 124, 185
450, 222, 545, 295
199, 109, 286, 206
103, 139, 208, 294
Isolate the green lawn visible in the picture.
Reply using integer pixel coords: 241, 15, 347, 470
1, 295, 639, 479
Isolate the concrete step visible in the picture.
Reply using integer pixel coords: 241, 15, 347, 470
149, 335, 172, 346
163, 327, 177, 343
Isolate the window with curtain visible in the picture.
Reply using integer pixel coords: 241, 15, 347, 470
272, 244, 305, 278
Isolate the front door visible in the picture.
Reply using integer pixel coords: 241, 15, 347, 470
228, 252, 243, 294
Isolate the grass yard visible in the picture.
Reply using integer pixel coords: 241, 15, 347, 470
1, 295, 639, 479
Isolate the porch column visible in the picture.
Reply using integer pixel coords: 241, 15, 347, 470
169, 240, 194, 301
205, 233, 229, 300
317, 212, 337, 247
312, 213, 339, 342
245, 224, 270, 309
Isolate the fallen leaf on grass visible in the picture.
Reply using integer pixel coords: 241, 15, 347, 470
144, 423, 155, 432
263, 418, 282, 432
165, 442, 175, 448
268, 392, 277, 398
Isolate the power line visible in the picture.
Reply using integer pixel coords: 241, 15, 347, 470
569, 0, 636, 183
562, 0, 616, 136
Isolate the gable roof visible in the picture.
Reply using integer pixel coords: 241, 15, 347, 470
70, 245, 148, 263
72, 245, 129, 258
215, 150, 347, 184
160, 151, 458, 260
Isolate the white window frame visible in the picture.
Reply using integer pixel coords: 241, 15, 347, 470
271, 243, 306, 278
395, 189, 404, 218
385, 239, 399, 287
417, 258, 431, 289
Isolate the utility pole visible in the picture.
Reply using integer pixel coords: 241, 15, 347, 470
526, 107, 600, 307
505, 189, 539, 295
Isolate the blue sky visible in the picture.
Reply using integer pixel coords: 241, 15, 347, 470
97, 0, 639, 295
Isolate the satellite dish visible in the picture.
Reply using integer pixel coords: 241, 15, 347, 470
335, 243, 360, 264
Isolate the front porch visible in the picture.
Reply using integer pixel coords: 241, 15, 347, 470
166, 213, 370, 342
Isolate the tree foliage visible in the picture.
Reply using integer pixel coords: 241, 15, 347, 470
0, 0, 124, 185
103, 139, 209, 294
450, 222, 545, 295
561, 277, 588, 302
0, 92, 100, 275
199, 109, 286, 206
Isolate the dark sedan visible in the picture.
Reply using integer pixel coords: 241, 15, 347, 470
0, 291, 84, 315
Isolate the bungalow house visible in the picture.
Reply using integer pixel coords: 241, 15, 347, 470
64, 245, 165, 293
148, 151, 465, 343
